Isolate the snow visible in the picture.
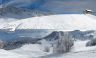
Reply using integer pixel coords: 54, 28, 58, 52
38, 41, 96, 58
1, 14, 96, 31
71, 40, 96, 52
0, 44, 47, 58
0, 41, 95, 58
50, 50, 96, 58
0, 18, 15, 29
0, 49, 28, 58
0, 14, 96, 58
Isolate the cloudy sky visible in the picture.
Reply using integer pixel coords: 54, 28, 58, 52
0, 0, 96, 14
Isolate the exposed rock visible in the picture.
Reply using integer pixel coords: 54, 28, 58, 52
86, 38, 96, 46
53, 32, 74, 53
0, 40, 4, 49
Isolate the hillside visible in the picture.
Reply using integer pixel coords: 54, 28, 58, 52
1, 14, 96, 31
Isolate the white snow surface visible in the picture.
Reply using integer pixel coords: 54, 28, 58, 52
1, 14, 96, 31
0, 40, 96, 58
0, 14, 96, 58
71, 40, 96, 52
0, 17, 16, 28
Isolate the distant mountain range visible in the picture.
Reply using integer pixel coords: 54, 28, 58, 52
0, 6, 54, 19
0, 30, 95, 50
1, 0, 96, 15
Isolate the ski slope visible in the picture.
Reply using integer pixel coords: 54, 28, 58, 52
1, 14, 96, 31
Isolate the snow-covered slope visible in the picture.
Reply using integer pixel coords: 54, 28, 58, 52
0, 44, 48, 58
0, 17, 16, 29
0, 40, 96, 58
2, 14, 96, 31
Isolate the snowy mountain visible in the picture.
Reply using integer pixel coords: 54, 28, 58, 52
0, 6, 53, 19
0, 0, 96, 58
0, 14, 96, 58
1, 0, 96, 14
0, 14, 96, 50
1, 14, 96, 31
